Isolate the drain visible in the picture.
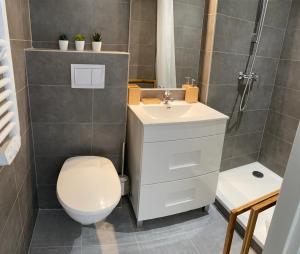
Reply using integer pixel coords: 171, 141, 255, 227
252, 170, 264, 178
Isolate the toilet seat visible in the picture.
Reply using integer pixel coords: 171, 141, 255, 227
57, 156, 121, 224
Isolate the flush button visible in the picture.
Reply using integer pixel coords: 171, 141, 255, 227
74, 68, 92, 86
71, 64, 105, 89
92, 67, 105, 88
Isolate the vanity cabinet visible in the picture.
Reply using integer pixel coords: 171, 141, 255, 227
127, 103, 227, 223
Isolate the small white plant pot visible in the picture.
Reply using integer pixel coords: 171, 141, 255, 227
59, 40, 69, 51
75, 41, 85, 51
92, 41, 102, 52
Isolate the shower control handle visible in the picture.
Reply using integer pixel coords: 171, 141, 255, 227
238, 72, 259, 82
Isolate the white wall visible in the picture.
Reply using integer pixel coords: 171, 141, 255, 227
263, 123, 300, 254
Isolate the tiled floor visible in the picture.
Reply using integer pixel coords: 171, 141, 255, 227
29, 199, 257, 254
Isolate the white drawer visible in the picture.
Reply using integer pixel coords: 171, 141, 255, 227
143, 120, 227, 142
138, 172, 218, 221
141, 134, 224, 185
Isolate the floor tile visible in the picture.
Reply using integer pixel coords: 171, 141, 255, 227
29, 246, 81, 254
138, 237, 198, 254
82, 201, 137, 246
30, 210, 82, 247
82, 243, 141, 254
29, 201, 258, 254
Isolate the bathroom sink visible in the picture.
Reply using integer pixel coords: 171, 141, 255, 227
128, 101, 228, 125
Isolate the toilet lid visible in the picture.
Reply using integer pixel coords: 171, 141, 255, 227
57, 156, 121, 214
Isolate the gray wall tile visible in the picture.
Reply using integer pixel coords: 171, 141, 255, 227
130, 0, 157, 23
264, 0, 291, 29
264, 111, 299, 144
0, 200, 23, 254
93, 87, 127, 123
29, 86, 93, 123
129, 45, 156, 66
252, 57, 279, 85
257, 26, 285, 58
214, 14, 254, 54
174, 2, 204, 29
276, 60, 300, 90
270, 86, 300, 119
221, 153, 258, 172
129, 65, 155, 80
210, 52, 248, 85
30, 0, 130, 48
13, 130, 32, 190
174, 27, 202, 49
5, 0, 31, 40
37, 185, 61, 209
260, 132, 292, 177
0, 165, 18, 233
281, 27, 300, 60
32, 123, 93, 157
130, 21, 156, 46
35, 156, 69, 185
226, 110, 268, 136
92, 123, 126, 156
18, 174, 36, 242
11, 40, 32, 92
217, 0, 259, 22
288, 0, 300, 30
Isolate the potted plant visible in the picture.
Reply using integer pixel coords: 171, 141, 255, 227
91, 32, 102, 52
59, 34, 69, 51
74, 34, 86, 51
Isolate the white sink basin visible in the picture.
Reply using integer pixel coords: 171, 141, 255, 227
128, 101, 228, 125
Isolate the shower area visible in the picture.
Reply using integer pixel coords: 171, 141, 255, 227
200, 0, 300, 250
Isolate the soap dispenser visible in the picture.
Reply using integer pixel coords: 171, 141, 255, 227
185, 79, 199, 103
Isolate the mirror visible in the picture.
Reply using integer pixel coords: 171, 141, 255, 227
128, 0, 204, 89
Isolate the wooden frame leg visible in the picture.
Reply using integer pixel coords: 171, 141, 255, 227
223, 212, 238, 254
241, 209, 259, 254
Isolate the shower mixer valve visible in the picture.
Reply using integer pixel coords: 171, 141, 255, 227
238, 72, 259, 82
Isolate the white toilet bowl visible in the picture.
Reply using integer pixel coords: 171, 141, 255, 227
56, 156, 121, 225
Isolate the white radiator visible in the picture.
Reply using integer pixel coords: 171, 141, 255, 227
0, 0, 21, 165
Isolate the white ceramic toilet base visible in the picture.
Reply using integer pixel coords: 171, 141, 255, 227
57, 156, 121, 225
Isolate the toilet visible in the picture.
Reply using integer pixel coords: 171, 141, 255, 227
56, 156, 121, 225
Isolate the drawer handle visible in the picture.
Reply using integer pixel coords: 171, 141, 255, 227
165, 198, 193, 207
169, 163, 199, 171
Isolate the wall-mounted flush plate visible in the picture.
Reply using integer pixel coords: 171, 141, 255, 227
71, 64, 105, 89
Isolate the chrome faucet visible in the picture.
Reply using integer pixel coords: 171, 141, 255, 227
163, 90, 173, 105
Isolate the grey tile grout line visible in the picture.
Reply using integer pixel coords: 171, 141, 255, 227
202, 49, 281, 61
273, 83, 300, 92
267, 109, 300, 121
279, 57, 300, 62
263, 131, 295, 146
257, 0, 293, 162
216, 12, 288, 32
222, 151, 260, 163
